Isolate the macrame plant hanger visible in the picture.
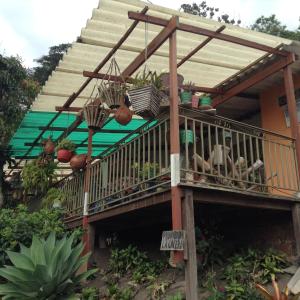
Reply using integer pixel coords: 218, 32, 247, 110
83, 78, 110, 130
98, 57, 126, 109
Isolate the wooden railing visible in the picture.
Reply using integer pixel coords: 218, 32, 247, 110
59, 172, 84, 218
87, 116, 170, 214
60, 108, 300, 217
179, 107, 299, 196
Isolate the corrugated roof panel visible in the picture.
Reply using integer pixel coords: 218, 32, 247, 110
10, 0, 296, 160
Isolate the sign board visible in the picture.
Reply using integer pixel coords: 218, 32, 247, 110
160, 230, 185, 251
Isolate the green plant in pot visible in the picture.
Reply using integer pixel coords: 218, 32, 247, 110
128, 69, 164, 118
41, 187, 67, 209
180, 81, 194, 104
56, 139, 76, 163
0, 232, 98, 300
180, 129, 194, 145
22, 158, 57, 195
199, 93, 212, 107
141, 162, 159, 188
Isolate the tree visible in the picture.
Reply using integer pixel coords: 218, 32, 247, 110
0, 54, 39, 207
180, 1, 241, 25
32, 43, 71, 85
251, 15, 300, 40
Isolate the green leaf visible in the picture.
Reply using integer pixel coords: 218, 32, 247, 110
6, 251, 35, 271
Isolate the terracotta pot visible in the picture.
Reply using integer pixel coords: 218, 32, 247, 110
44, 138, 55, 154
70, 154, 87, 170
57, 149, 73, 163
114, 105, 132, 125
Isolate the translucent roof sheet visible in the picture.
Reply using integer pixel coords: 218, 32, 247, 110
9, 111, 148, 158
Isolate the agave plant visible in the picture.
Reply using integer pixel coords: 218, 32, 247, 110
0, 232, 97, 300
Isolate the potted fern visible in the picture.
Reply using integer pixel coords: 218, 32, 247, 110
128, 69, 163, 118
22, 158, 57, 195
56, 139, 76, 163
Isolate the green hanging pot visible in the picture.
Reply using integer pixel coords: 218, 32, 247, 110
200, 95, 212, 106
180, 129, 194, 145
180, 91, 192, 104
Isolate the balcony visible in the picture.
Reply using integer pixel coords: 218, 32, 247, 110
59, 107, 299, 218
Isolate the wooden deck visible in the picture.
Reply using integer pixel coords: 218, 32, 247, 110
65, 184, 299, 228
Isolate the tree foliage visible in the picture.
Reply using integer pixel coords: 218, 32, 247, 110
32, 43, 71, 85
251, 14, 300, 41
0, 55, 39, 207
180, 1, 241, 25
0, 55, 39, 145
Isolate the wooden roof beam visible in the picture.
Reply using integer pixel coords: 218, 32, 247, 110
128, 12, 288, 56
38, 126, 133, 134
121, 16, 179, 78
213, 52, 296, 107
83, 71, 222, 94
24, 142, 113, 148
177, 25, 226, 68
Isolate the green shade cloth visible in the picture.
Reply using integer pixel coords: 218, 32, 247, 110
9, 111, 150, 158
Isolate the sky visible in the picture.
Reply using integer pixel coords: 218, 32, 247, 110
0, 0, 299, 68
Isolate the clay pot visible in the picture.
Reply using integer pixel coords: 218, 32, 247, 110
57, 149, 73, 163
114, 105, 132, 125
70, 154, 87, 170
43, 138, 55, 154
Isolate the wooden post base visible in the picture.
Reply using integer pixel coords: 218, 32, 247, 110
183, 189, 198, 300
292, 203, 300, 256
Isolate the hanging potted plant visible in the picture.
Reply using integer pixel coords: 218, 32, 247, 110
70, 154, 87, 170
114, 98, 133, 126
56, 139, 76, 163
180, 81, 194, 104
22, 158, 57, 195
128, 69, 164, 118
42, 137, 55, 155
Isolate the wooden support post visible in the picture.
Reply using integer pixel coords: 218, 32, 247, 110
292, 204, 300, 256
169, 30, 183, 264
183, 190, 198, 300
82, 128, 94, 256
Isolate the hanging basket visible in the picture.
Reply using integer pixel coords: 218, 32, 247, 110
128, 84, 162, 118
97, 58, 127, 109
83, 102, 110, 130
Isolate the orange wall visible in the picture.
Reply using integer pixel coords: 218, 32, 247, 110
259, 73, 300, 196
260, 73, 300, 136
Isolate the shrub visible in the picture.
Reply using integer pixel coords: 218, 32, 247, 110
109, 245, 166, 283
82, 287, 99, 300
41, 187, 66, 209
0, 232, 97, 300
0, 204, 80, 266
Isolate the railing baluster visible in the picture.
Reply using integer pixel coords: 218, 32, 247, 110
273, 142, 280, 188
243, 134, 249, 182
236, 132, 241, 182
208, 124, 212, 176
153, 128, 157, 177
164, 121, 168, 170
200, 122, 205, 175
148, 130, 151, 179
279, 144, 287, 189
159, 124, 162, 175
193, 120, 197, 174
185, 117, 189, 180
255, 137, 262, 186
